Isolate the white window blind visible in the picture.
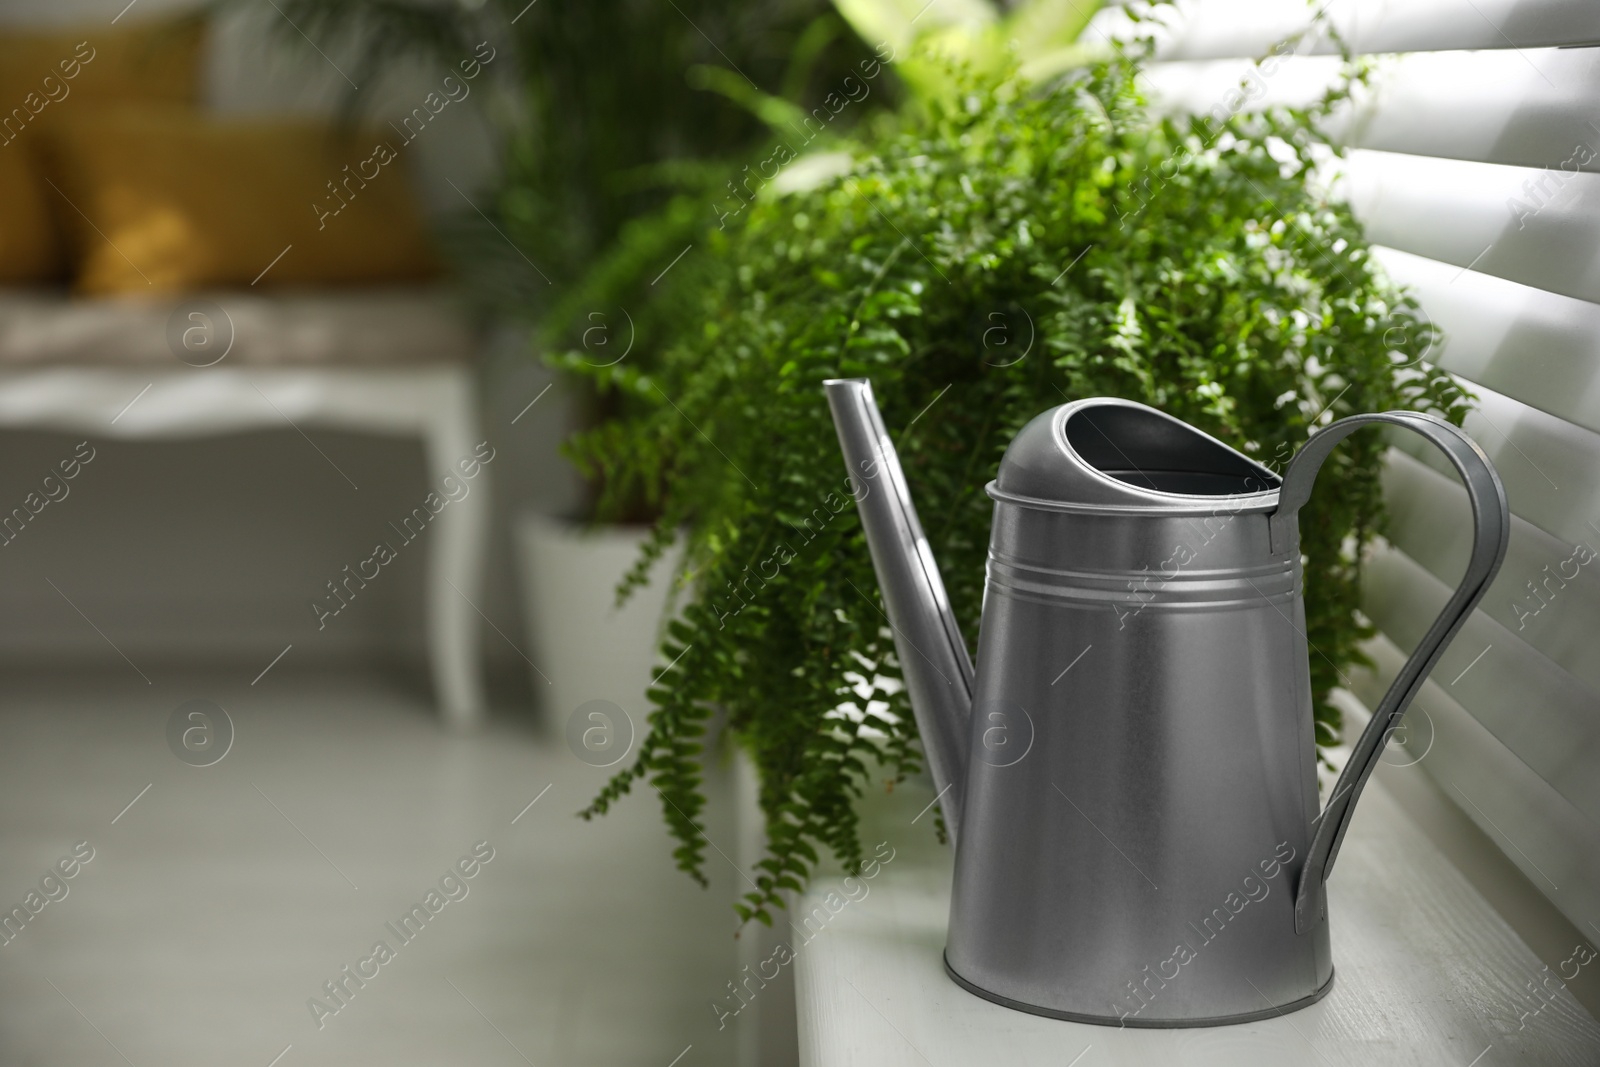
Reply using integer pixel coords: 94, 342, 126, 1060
1094, 0, 1600, 933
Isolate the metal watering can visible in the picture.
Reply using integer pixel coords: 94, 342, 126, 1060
825, 379, 1508, 1026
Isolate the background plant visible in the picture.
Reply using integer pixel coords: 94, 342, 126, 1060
260, 0, 891, 318
832, 0, 1105, 95
560, 44, 1471, 924
534, 0, 1114, 375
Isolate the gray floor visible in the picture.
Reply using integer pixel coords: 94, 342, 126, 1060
0, 667, 741, 1067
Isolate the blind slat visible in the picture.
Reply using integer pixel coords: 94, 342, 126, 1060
1354, 633, 1600, 936
1143, 48, 1600, 174
1389, 381, 1600, 562
1373, 248, 1600, 436
1383, 448, 1600, 693
1104, 0, 1600, 60
1340, 149, 1600, 306
1363, 545, 1600, 824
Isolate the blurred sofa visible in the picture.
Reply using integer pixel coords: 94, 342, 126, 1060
0, 12, 490, 722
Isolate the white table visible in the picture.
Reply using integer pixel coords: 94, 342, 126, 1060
794, 768, 1600, 1066
0, 289, 489, 726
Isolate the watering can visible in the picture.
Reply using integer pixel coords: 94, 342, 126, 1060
825, 379, 1508, 1026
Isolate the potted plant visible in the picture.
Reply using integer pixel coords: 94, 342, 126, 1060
559, 29, 1470, 924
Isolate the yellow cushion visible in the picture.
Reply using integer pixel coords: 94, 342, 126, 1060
0, 143, 63, 283
0, 18, 205, 122
43, 110, 440, 295
0, 17, 206, 284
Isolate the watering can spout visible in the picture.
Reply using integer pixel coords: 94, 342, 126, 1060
824, 379, 975, 841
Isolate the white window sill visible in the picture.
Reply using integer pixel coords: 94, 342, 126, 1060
792, 745, 1600, 1066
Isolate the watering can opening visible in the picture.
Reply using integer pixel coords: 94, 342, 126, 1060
1063, 403, 1281, 497
990, 398, 1282, 512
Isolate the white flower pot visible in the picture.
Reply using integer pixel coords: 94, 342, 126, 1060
513, 512, 683, 732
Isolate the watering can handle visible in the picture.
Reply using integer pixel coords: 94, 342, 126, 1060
1270, 411, 1510, 936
